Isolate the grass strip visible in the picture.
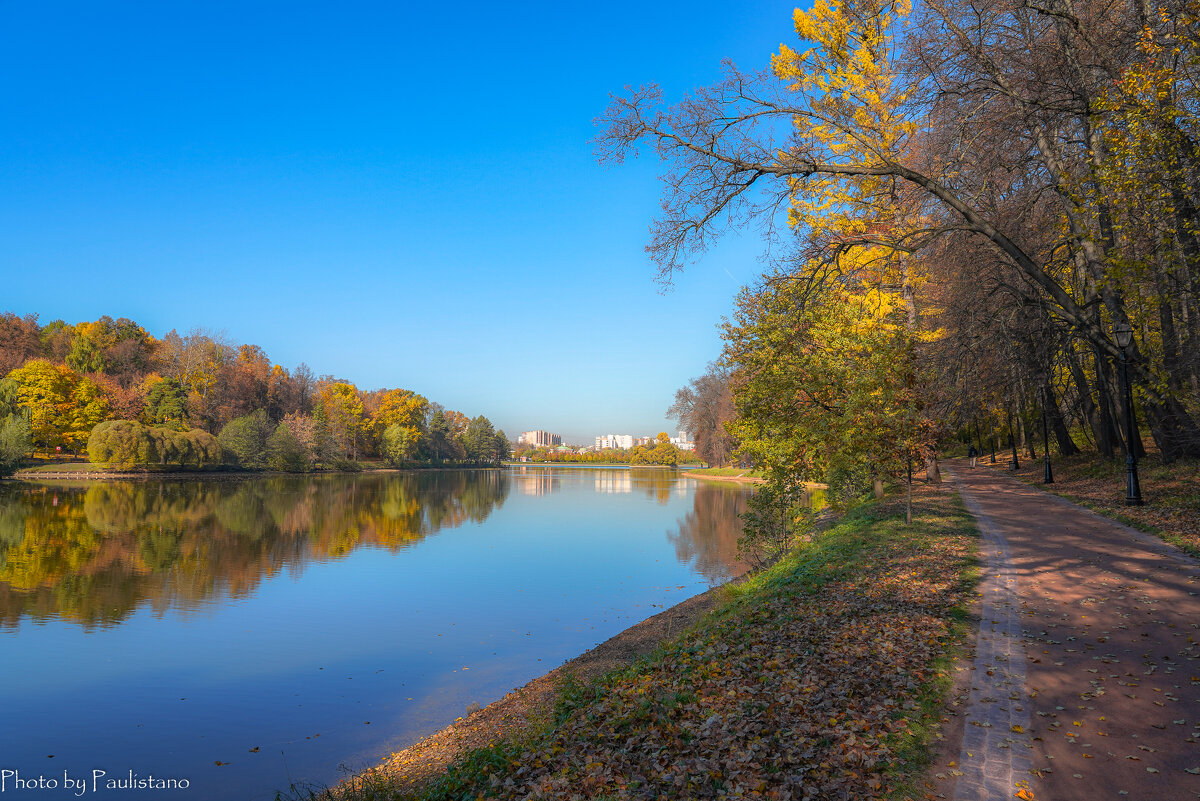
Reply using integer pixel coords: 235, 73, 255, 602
684, 467, 766, 479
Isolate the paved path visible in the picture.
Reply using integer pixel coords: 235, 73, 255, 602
946, 464, 1200, 801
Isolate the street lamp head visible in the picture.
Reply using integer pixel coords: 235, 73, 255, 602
1114, 321, 1134, 349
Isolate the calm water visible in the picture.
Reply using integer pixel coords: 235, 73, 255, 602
0, 467, 748, 800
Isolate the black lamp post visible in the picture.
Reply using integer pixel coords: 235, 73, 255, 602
1114, 322, 1143, 505
1039, 378, 1054, 484
1041, 396, 1054, 483
1007, 410, 1020, 470
990, 435, 996, 463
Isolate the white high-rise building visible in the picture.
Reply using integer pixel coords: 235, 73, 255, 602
595, 434, 634, 450
670, 431, 696, 451
518, 430, 561, 447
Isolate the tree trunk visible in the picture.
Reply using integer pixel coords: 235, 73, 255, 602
1045, 381, 1080, 456
1019, 410, 1035, 460
1065, 344, 1106, 455
906, 459, 912, 524
1093, 349, 1122, 459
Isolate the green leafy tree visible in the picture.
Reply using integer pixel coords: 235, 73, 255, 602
464, 415, 497, 464
88, 420, 153, 467
738, 480, 813, 568
265, 422, 310, 472
494, 430, 511, 462
141, 376, 189, 429
0, 413, 31, 476
381, 422, 421, 466
217, 410, 274, 469
422, 409, 460, 463
65, 332, 105, 374
723, 278, 922, 501
88, 421, 225, 469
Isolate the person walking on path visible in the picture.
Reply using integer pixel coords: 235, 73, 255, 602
933, 462, 1200, 801
967, 444, 978, 468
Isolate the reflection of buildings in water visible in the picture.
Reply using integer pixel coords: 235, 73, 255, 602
513, 466, 557, 497
594, 471, 632, 494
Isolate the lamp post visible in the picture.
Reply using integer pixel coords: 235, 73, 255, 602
1114, 322, 1143, 505
1007, 410, 1019, 470
1037, 373, 1054, 484
1041, 391, 1054, 484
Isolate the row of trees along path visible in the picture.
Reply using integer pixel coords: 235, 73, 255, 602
935, 461, 1200, 801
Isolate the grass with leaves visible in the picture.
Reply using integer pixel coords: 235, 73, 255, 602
304, 481, 977, 801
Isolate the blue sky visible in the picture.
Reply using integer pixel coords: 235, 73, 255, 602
1, 1, 801, 443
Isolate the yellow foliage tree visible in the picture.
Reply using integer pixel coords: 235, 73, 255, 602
5, 359, 111, 452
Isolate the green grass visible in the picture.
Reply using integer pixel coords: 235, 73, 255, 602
683, 466, 765, 478
15, 461, 119, 473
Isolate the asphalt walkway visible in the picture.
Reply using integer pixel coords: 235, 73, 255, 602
944, 463, 1200, 801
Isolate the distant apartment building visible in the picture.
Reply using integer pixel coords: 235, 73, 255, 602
518, 430, 561, 447
671, 431, 696, 451
595, 434, 634, 450
634, 436, 654, 447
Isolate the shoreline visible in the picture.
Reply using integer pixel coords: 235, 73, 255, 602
6, 464, 506, 482
680, 471, 764, 484
8, 463, 711, 483
335, 575, 745, 797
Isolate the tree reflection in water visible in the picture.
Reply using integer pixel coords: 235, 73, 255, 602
0, 471, 510, 629
667, 483, 752, 583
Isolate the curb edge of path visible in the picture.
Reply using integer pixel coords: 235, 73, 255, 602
945, 465, 1035, 801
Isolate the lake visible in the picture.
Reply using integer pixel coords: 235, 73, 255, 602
0, 466, 749, 800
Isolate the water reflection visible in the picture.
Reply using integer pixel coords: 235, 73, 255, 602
668, 483, 750, 581
0, 467, 753, 801
0, 469, 749, 630
0, 471, 510, 629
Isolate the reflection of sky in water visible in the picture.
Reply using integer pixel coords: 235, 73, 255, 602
0, 469, 747, 801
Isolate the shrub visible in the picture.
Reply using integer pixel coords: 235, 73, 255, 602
88, 420, 151, 468
738, 478, 813, 568
217, 410, 274, 468
88, 420, 225, 469
0, 413, 31, 477
265, 423, 310, 472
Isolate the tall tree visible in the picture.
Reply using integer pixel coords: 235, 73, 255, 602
4, 360, 111, 451
316, 380, 366, 460
669, 364, 738, 466
0, 312, 42, 376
